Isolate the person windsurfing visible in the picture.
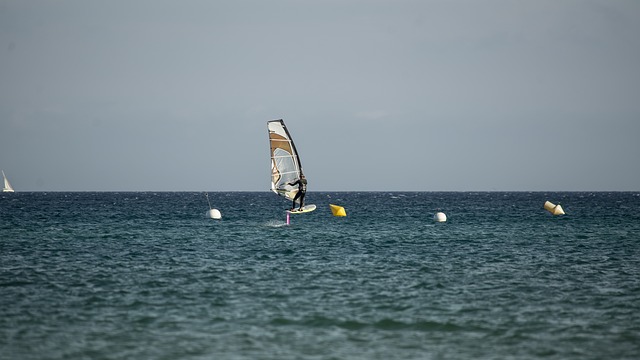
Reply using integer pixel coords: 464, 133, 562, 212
288, 174, 307, 211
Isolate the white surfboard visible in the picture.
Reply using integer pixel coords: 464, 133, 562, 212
286, 204, 316, 214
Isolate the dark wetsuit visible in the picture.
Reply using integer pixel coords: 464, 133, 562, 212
288, 177, 307, 210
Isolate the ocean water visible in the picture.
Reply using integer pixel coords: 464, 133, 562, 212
1, 191, 639, 360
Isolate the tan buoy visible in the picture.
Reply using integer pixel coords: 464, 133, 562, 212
544, 201, 565, 215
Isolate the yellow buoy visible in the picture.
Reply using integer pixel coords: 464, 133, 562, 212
329, 204, 346, 217
544, 201, 565, 215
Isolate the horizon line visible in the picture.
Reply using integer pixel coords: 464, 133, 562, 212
4, 190, 639, 193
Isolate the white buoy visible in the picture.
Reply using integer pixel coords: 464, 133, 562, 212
434, 212, 447, 222
207, 208, 222, 219
204, 192, 222, 219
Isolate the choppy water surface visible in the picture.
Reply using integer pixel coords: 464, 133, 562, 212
1, 192, 639, 359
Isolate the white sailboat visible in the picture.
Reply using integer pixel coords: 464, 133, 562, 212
2, 171, 14, 192
267, 119, 316, 217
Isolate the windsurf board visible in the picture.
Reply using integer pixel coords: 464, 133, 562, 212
286, 204, 316, 214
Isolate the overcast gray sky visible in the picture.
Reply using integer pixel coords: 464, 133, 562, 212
1, 0, 639, 191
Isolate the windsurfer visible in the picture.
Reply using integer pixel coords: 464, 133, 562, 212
288, 174, 307, 211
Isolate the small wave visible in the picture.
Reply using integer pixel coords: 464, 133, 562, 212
374, 318, 463, 332
0, 280, 33, 287
271, 316, 464, 332
264, 220, 289, 228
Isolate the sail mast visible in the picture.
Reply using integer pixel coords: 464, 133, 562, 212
280, 120, 304, 178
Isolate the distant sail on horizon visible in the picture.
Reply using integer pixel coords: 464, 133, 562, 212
267, 119, 304, 202
2, 170, 14, 193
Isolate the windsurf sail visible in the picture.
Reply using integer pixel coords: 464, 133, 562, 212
268, 119, 304, 201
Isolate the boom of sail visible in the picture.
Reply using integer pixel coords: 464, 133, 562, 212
2, 171, 14, 193
268, 119, 304, 201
